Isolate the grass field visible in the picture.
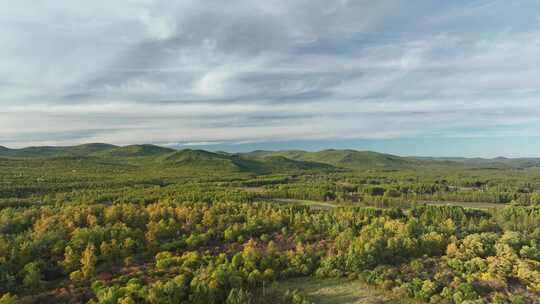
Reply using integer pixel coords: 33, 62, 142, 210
264, 198, 506, 211
275, 277, 409, 304
262, 198, 338, 209
422, 200, 506, 209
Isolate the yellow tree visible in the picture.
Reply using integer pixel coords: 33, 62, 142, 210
81, 244, 97, 279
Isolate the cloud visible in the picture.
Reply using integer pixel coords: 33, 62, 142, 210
1, 0, 540, 152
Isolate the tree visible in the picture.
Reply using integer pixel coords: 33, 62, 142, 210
22, 262, 43, 293
147, 274, 189, 304
226, 288, 252, 304
62, 246, 79, 273
0, 294, 18, 304
81, 244, 97, 279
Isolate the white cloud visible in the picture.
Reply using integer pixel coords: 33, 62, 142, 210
1, 0, 540, 150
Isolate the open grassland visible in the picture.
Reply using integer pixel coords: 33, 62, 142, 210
422, 200, 506, 209
262, 198, 506, 211
262, 198, 339, 210
276, 277, 412, 304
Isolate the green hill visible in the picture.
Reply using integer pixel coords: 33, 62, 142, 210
159, 149, 337, 174
6, 143, 532, 172
245, 150, 308, 160
256, 156, 336, 172
242, 149, 413, 170
159, 149, 263, 173
0, 143, 117, 158
64, 143, 118, 156
301, 149, 412, 169
412, 156, 540, 169
94, 144, 175, 158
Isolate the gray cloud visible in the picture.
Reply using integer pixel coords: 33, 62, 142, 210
1, 0, 540, 148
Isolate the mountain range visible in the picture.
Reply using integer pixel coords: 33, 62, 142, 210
1, 143, 539, 173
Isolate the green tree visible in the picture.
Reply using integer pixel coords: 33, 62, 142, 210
22, 262, 43, 293
0, 294, 18, 304
226, 288, 252, 304
81, 244, 97, 279
62, 246, 79, 273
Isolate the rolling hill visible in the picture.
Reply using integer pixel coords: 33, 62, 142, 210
0, 143, 117, 158
242, 149, 414, 170
412, 156, 540, 169
256, 155, 336, 172
299, 149, 413, 169
158, 149, 336, 174
159, 149, 257, 172
3, 143, 539, 172
93, 144, 175, 158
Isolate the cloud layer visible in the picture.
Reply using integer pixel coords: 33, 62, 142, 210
1, 0, 540, 150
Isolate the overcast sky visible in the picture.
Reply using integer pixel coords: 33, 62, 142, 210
2, 1, 540, 156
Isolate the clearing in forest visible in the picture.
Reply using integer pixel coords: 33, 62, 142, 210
276, 277, 410, 304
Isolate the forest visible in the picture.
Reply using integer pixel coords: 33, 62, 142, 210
0, 144, 539, 304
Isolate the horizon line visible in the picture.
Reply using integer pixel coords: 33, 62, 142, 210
1, 141, 538, 160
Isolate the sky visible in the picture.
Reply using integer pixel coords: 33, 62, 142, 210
1, 0, 540, 157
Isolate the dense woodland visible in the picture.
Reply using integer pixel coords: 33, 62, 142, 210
1, 144, 540, 303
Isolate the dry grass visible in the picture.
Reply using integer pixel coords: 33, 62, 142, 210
275, 277, 411, 304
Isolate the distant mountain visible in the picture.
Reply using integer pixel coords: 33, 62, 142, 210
159, 149, 252, 172
64, 143, 118, 156
242, 149, 413, 170
256, 155, 336, 172
3, 143, 540, 171
159, 149, 335, 174
93, 144, 175, 158
412, 156, 540, 169
0, 143, 117, 158
302, 149, 413, 169
246, 150, 308, 160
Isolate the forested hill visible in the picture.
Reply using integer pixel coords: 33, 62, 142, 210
412, 156, 540, 169
2, 143, 540, 171
242, 149, 415, 170
0, 144, 336, 175
0, 143, 116, 158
